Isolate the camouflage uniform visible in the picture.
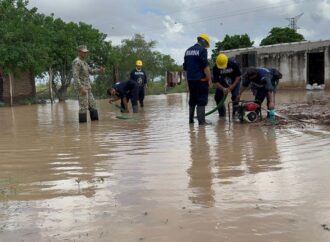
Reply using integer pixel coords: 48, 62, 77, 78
72, 57, 99, 113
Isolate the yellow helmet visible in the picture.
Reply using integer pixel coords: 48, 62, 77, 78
216, 54, 228, 69
198, 34, 210, 48
136, 60, 143, 66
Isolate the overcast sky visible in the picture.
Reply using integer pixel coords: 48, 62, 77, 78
28, 0, 330, 64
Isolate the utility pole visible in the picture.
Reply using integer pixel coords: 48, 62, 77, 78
286, 13, 304, 31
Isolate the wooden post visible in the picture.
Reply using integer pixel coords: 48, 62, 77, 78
48, 68, 54, 103
9, 72, 13, 106
112, 64, 119, 84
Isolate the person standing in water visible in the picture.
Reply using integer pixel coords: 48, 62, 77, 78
72, 45, 105, 123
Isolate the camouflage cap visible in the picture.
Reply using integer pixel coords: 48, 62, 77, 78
77, 45, 89, 52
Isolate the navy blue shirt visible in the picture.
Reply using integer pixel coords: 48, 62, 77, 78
183, 43, 208, 81
212, 59, 241, 85
112, 80, 137, 98
242, 68, 275, 92
130, 69, 147, 87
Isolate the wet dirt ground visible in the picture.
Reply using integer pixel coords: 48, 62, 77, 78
0, 90, 330, 242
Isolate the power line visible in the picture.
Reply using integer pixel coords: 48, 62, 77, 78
142, 0, 300, 33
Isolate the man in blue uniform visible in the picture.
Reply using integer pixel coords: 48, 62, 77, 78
130, 60, 147, 107
212, 54, 241, 118
107, 80, 139, 113
238, 67, 282, 113
183, 34, 212, 125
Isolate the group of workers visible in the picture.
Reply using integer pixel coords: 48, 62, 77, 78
183, 33, 282, 125
73, 34, 282, 124
72, 45, 147, 123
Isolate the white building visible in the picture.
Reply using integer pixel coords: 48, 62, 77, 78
222, 39, 330, 88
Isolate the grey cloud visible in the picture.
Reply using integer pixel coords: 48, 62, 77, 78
28, 0, 330, 63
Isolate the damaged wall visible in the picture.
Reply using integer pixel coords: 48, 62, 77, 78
2, 71, 36, 104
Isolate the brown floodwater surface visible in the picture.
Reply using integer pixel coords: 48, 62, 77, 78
0, 90, 330, 242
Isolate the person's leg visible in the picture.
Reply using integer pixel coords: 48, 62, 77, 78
188, 81, 198, 124
196, 105, 206, 125
231, 81, 240, 116
88, 90, 99, 121
197, 82, 209, 125
255, 88, 267, 104
214, 89, 226, 117
189, 104, 196, 124
130, 87, 139, 113
254, 88, 267, 118
78, 94, 88, 123
139, 87, 145, 107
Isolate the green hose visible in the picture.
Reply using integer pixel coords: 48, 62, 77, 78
114, 104, 125, 112
194, 95, 228, 118
205, 94, 228, 116
116, 115, 131, 120
111, 103, 134, 120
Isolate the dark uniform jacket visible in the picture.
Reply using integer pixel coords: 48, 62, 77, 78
112, 80, 138, 98
130, 69, 147, 87
242, 68, 277, 92
183, 43, 208, 81
212, 59, 241, 85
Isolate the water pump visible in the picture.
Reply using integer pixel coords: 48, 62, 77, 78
228, 100, 261, 123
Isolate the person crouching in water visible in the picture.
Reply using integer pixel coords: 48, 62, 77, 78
212, 54, 241, 118
107, 80, 139, 113
130, 60, 147, 108
238, 67, 282, 117
183, 34, 212, 125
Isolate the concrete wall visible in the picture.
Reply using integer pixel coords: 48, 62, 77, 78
326, 46, 330, 86
2, 71, 36, 104
222, 40, 330, 88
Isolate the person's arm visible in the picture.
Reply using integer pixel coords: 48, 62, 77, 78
144, 71, 147, 85
236, 72, 250, 101
229, 64, 241, 92
229, 76, 241, 92
109, 96, 120, 103
262, 75, 275, 109
88, 65, 105, 75
236, 84, 248, 101
203, 66, 212, 87
122, 97, 129, 113
267, 91, 275, 109
212, 67, 226, 92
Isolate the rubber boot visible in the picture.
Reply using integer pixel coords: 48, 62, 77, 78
218, 106, 226, 118
90, 109, 99, 121
140, 100, 144, 108
197, 106, 207, 125
232, 103, 239, 120
79, 113, 87, 123
132, 105, 139, 113
189, 106, 195, 124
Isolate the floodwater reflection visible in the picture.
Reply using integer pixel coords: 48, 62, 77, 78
0, 91, 330, 242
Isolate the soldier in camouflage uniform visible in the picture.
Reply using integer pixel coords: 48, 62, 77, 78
72, 45, 105, 123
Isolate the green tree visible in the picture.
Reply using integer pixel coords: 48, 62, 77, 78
260, 27, 305, 46
0, 0, 49, 105
212, 34, 254, 60
38, 15, 112, 102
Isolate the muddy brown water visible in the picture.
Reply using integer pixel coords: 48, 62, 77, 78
0, 90, 330, 242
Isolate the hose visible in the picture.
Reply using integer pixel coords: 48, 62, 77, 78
205, 94, 228, 116
194, 95, 228, 118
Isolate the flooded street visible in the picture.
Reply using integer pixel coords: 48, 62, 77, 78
0, 90, 330, 242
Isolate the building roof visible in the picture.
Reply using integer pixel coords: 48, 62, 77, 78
221, 39, 330, 55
